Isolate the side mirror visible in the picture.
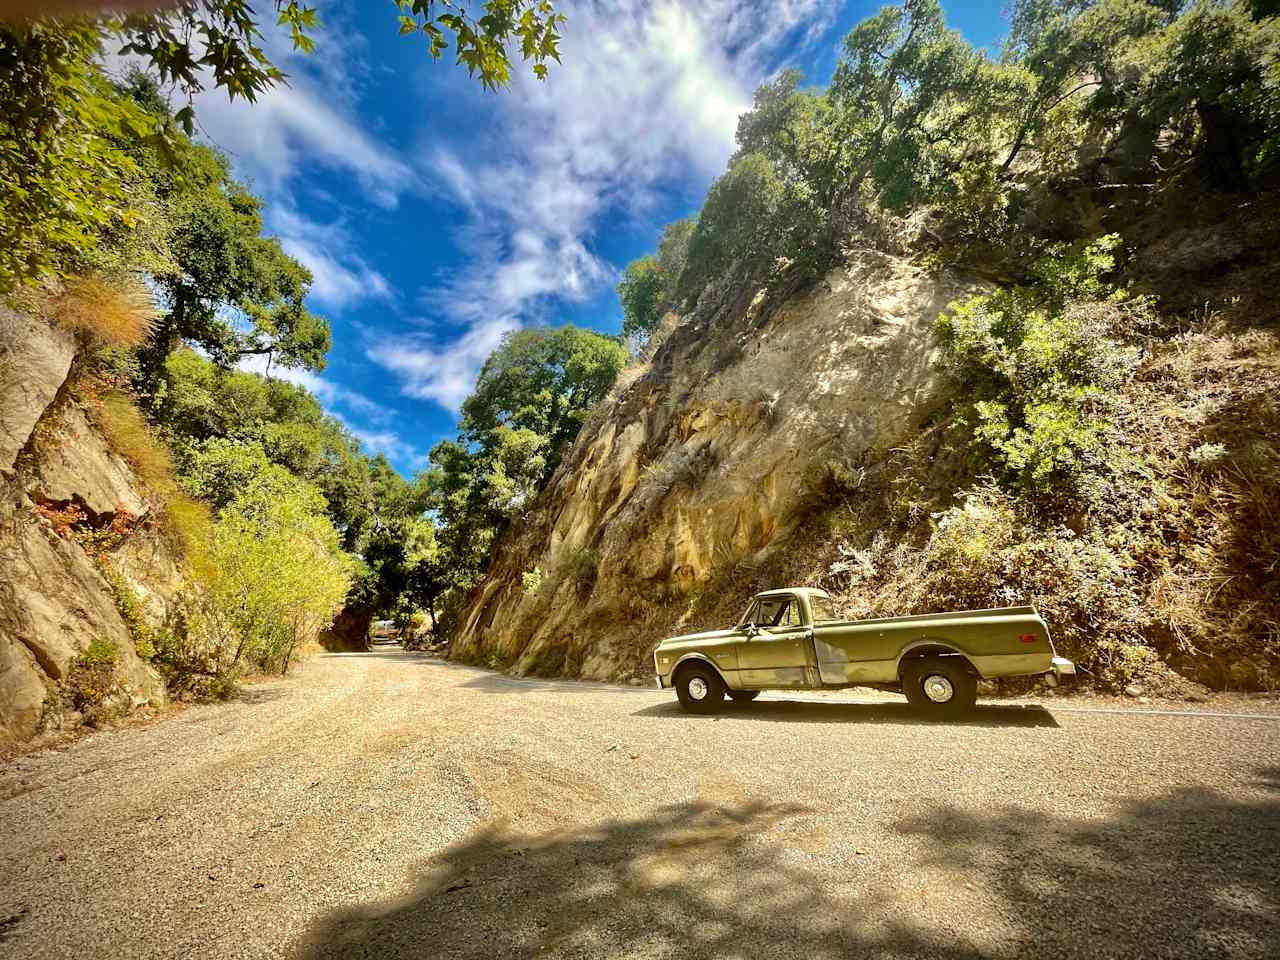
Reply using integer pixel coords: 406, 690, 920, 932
743, 623, 758, 637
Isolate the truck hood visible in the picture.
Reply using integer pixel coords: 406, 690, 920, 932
659, 627, 737, 647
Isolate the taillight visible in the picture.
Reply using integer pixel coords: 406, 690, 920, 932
1020, 634, 1038, 644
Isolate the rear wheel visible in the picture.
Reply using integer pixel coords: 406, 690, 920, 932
727, 689, 760, 704
901, 657, 977, 719
675, 663, 725, 714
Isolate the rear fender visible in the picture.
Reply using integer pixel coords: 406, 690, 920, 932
895, 639, 978, 678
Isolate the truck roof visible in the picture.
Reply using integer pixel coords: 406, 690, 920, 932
754, 587, 831, 601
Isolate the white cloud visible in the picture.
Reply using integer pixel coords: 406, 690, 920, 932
262, 206, 394, 310
372, 0, 835, 411
368, 315, 520, 412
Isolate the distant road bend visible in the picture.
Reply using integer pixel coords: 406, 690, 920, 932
2, 650, 1278, 959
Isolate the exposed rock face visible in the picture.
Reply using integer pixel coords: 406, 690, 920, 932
451, 251, 977, 678
319, 609, 373, 653
0, 314, 170, 745
0, 304, 76, 470
32, 404, 148, 522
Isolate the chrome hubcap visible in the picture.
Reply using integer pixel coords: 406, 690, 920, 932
923, 675, 955, 703
688, 677, 709, 700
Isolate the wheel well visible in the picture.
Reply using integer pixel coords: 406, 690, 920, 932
672, 656, 722, 687
897, 644, 979, 679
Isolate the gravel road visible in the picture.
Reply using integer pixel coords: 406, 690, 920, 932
2, 649, 1279, 960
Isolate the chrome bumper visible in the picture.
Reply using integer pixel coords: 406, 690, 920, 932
1044, 656, 1076, 686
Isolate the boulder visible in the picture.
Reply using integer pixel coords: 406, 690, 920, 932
0, 305, 76, 471
30, 404, 147, 521
0, 492, 164, 743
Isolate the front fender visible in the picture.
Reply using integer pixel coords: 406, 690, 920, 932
658, 652, 732, 690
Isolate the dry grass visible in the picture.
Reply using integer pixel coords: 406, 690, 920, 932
91, 388, 216, 566
52, 275, 158, 348
94, 390, 176, 496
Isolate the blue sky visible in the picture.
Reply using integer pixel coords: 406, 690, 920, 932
189, 0, 1010, 475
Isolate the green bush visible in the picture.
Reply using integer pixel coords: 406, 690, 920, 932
202, 472, 354, 674
935, 236, 1145, 502
67, 638, 120, 716
95, 557, 156, 660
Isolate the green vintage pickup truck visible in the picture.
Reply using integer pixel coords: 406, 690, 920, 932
653, 588, 1074, 717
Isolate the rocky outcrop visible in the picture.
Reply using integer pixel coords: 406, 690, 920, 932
451, 250, 978, 678
0, 312, 170, 745
0, 304, 76, 470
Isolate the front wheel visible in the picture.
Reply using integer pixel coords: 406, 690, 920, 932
675, 664, 725, 714
901, 657, 977, 719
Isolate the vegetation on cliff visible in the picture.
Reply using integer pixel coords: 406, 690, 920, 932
466, 0, 1280, 693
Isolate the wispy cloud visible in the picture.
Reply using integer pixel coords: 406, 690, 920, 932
268, 208, 395, 310
371, 0, 836, 411
187, 4, 414, 208
368, 316, 519, 412
345, 425, 430, 471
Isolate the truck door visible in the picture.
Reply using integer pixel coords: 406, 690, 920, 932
740, 596, 810, 688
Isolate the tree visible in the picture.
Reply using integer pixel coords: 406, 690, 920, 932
153, 349, 411, 554
111, 88, 331, 382
422, 326, 626, 599
1010, 0, 1280, 191
617, 218, 694, 346
459, 326, 627, 474
113, 0, 566, 134
0, 23, 153, 291
1, 1, 565, 291
826, 0, 1009, 212
617, 256, 663, 344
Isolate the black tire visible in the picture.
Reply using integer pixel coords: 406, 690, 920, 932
901, 657, 977, 718
675, 663, 726, 714
727, 689, 761, 704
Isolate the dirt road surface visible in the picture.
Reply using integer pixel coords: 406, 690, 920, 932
2, 649, 1278, 959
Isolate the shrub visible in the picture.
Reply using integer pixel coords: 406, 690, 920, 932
67, 638, 120, 716
202, 473, 354, 674
935, 236, 1145, 502
95, 556, 156, 660
522, 567, 545, 595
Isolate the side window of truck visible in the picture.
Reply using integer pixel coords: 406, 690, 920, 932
757, 600, 784, 626
782, 601, 799, 627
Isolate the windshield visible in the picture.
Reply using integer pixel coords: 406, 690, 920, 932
810, 595, 838, 623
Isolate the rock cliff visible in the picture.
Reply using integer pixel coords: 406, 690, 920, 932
450, 249, 977, 679
0, 306, 171, 745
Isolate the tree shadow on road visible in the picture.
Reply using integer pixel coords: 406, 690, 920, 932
295, 774, 1279, 959
633, 698, 1060, 728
